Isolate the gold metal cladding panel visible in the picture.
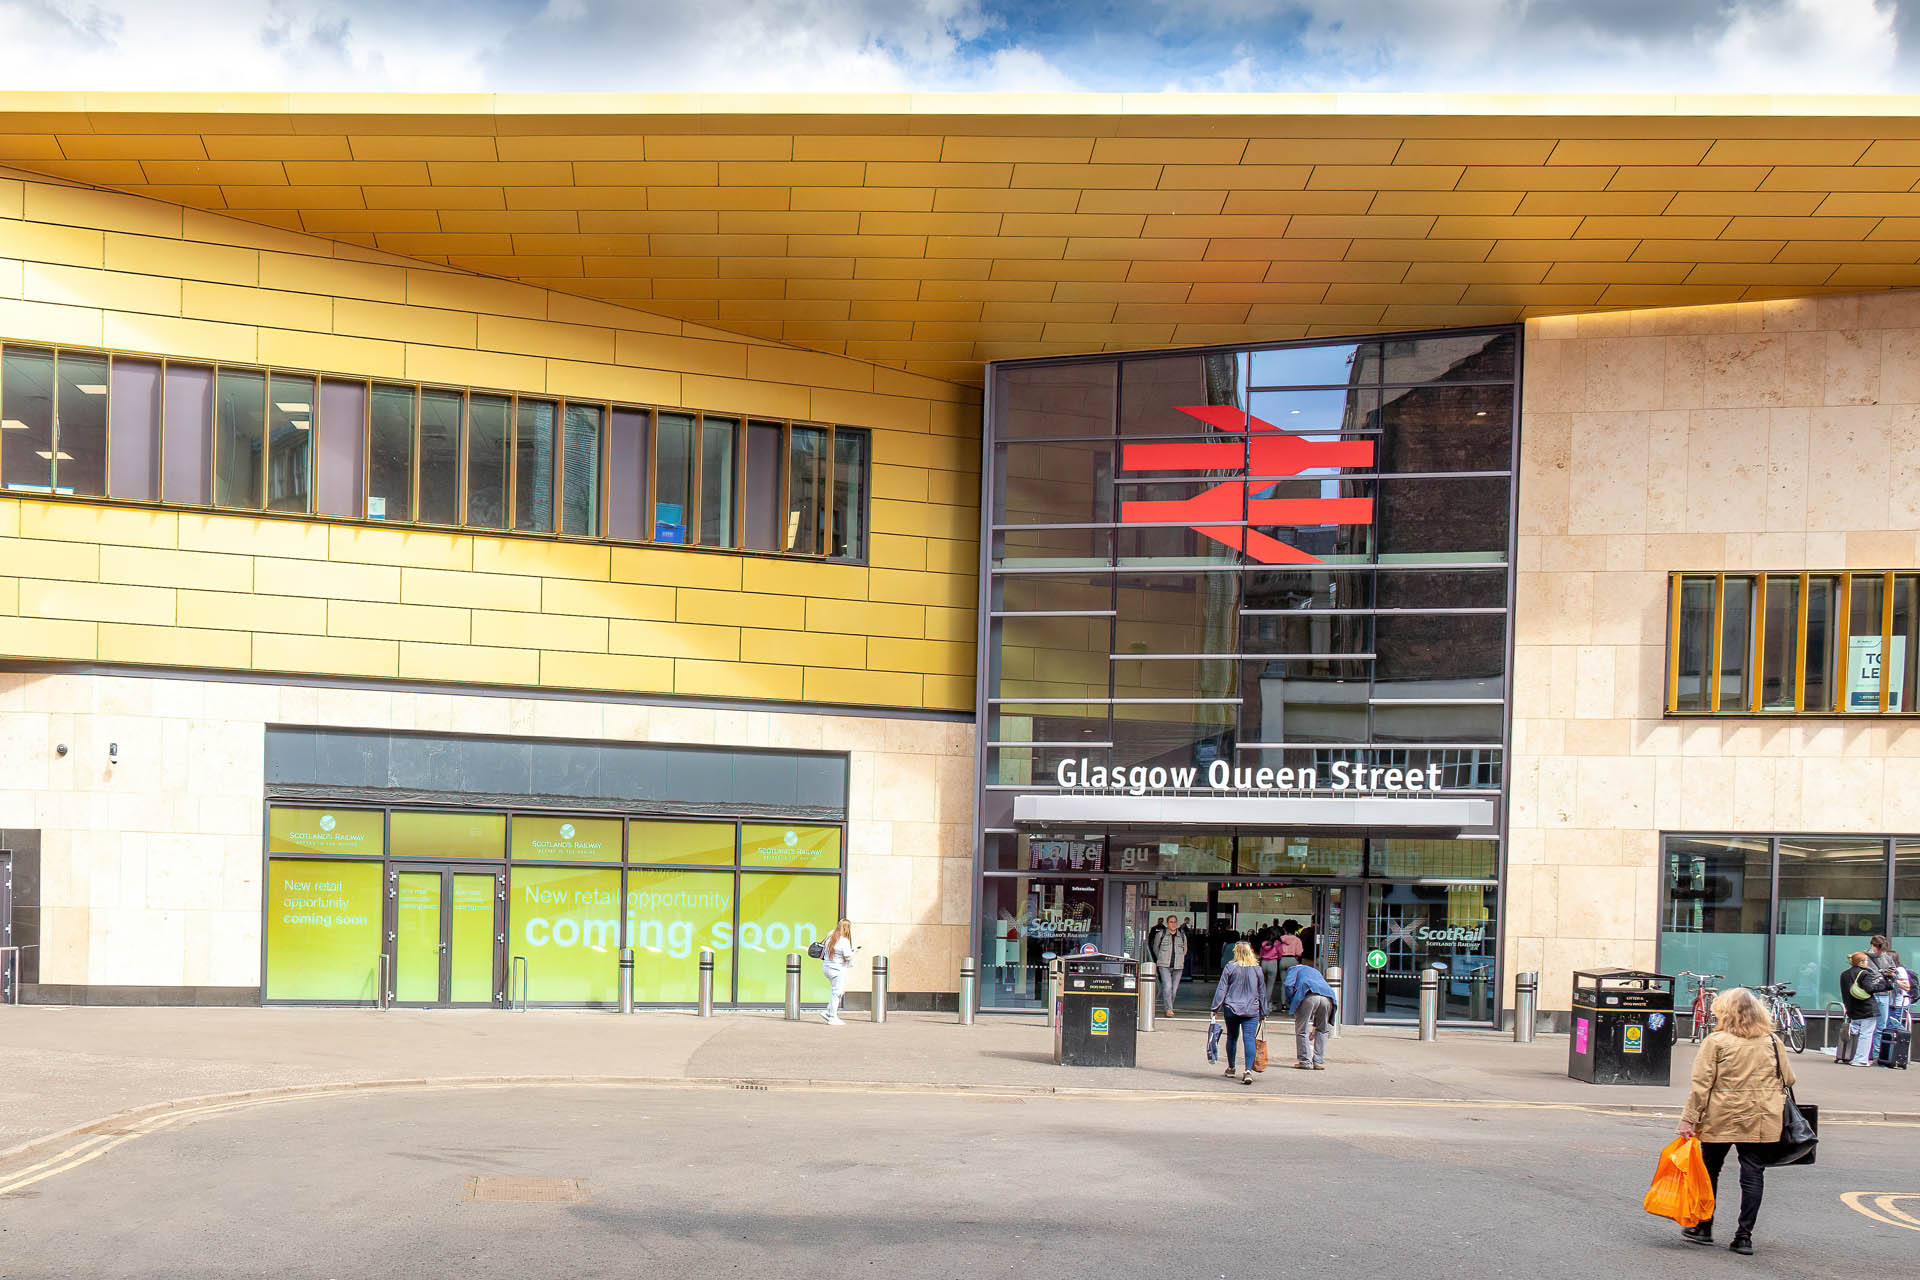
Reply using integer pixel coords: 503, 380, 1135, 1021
13, 94, 1920, 379
0, 157, 983, 712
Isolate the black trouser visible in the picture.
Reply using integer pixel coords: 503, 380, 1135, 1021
1700, 1141, 1767, 1237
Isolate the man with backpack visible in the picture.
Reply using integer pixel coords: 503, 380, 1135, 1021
1878, 950, 1914, 1069
1867, 935, 1899, 1060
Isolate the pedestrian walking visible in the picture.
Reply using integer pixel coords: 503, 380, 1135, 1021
1282, 960, 1337, 1070
1210, 940, 1265, 1086
1837, 950, 1888, 1066
1277, 920, 1305, 974
819, 918, 854, 1026
1674, 988, 1798, 1256
1256, 927, 1282, 1013
1147, 915, 1189, 1017
1866, 935, 1897, 1059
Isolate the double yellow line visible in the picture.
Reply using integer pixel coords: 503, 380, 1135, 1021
1841, 1191, 1920, 1232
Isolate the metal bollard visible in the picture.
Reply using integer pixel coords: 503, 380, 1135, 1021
784, 952, 802, 1021
1137, 961, 1156, 1033
1513, 971, 1538, 1044
1418, 967, 1440, 1041
958, 956, 977, 1025
618, 947, 634, 1015
872, 954, 889, 1023
1046, 958, 1063, 1029
1326, 965, 1342, 1039
377, 952, 391, 1011
698, 948, 715, 1018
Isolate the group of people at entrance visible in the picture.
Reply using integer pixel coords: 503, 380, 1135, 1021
1146, 915, 1314, 1018
1201, 936, 1337, 1085
1835, 937, 1914, 1068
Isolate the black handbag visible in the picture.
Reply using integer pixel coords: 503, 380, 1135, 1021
1757, 1040, 1819, 1167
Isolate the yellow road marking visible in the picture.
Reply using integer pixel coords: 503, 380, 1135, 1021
1841, 1191, 1920, 1231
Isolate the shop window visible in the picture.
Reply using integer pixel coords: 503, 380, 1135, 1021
605, 406, 651, 542
560, 402, 602, 537
266, 374, 315, 514
315, 379, 366, 519
1669, 572, 1917, 714
1895, 840, 1920, 972
108, 357, 162, 501
513, 397, 557, 533
1660, 836, 1770, 993
1240, 835, 1363, 876
1774, 837, 1887, 1007
161, 363, 213, 505
50, 351, 108, 498
1365, 882, 1497, 1020
511, 815, 621, 863
1107, 832, 1231, 875
264, 858, 383, 1001
740, 824, 841, 870
464, 393, 510, 529
626, 868, 736, 1001
367, 383, 415, 522
416, 388, 463, 526
978, 876, 1105, 1009
1367, 838, 1496, 879
743, 419, 785, 551
654, 410, 694, 543
507, 865, 620, 1004
268, 806, 386, 856
389, 811, 506, 860
629, 820, 734, 866
698, 414, 738, 547
735, 873, 837, 1003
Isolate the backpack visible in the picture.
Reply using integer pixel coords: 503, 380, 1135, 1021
807, 939, 827, 960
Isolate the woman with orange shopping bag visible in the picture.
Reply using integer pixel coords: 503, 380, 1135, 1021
1672, 987, 1798, 1257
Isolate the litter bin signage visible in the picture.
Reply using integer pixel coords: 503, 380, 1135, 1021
1054, 954, 1138, 1067
1569, 967, 1675, 1086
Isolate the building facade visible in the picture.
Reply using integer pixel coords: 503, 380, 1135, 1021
2, 96, 1918, 1022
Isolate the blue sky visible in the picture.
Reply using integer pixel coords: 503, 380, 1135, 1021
0, 0, 1914, 93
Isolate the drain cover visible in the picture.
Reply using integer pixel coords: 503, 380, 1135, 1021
462, 1176, 589, 1204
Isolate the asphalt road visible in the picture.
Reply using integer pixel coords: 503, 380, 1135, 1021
1, 1084, 1916, 1278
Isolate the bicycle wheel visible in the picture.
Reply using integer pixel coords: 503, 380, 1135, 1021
1782, 1003, 1807, 1053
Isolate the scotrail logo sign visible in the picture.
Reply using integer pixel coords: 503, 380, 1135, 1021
1117, 405, 1374, 565
1384, 920, 1487, 949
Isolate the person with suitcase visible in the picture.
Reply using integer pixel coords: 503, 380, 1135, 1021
1836, 951, 1888, 1066
1876, 952, 1913, 1069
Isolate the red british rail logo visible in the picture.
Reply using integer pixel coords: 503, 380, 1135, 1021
1117, 405, 1374, 565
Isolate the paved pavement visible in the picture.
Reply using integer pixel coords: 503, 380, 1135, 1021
2, 1085, 1916, 1279
3, 1006, 1916, 1163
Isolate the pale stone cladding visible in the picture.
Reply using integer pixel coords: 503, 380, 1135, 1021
0, 670, 974, 998
1510, 290, 1920, 1012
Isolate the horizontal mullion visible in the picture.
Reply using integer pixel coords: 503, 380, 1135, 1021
1237, 741, 1504, 750
991, 609, 1118, 618
1121, 652, 1377, 661
987, 697, 1244, 705
991, 561, 1507, 574
985, 741, 1115, 749
1240, 607, 1506, 616
1368, 697, 1505, 705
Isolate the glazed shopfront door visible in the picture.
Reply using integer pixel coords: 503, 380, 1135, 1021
389, 865, 504, 1007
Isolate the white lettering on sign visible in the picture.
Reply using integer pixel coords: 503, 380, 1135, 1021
1054, 757, 1444, 796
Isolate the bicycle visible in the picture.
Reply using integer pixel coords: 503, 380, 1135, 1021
1752, 982, 1808, 1053
1677, 971, 1723, 1042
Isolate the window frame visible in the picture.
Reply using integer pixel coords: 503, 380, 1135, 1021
0, 339, 876, 565
1667, 570, 1916, 716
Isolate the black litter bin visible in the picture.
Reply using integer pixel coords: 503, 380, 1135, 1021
1054, 954, 1138, 1067
1569, 968, 1675, 1085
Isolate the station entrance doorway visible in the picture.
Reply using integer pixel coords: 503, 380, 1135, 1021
1123, 880, 1346, 1015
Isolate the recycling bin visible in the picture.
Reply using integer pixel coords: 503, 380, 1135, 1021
1053, 953, 1138, 1067
1569, 967, 1675, 1086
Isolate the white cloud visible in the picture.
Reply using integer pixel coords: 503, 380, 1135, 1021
1712, 0, 1899, 90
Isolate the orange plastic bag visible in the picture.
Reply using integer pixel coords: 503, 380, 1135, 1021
1643, 1137, 1716, 1227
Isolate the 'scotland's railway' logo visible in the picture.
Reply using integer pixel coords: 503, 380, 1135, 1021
1117, 405, 1374, 565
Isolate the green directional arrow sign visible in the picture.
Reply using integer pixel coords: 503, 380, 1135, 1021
1366, 949, 1389, 970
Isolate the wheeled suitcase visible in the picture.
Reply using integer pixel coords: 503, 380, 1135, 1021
1836, 1020, 1861, 1064
1876, 1015, 1912, 1069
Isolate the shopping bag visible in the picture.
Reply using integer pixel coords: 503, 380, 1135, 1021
1206, 1018, 1223, 1064
1643, 1137, 1715, 1227
1252, 1033, 1270, 1073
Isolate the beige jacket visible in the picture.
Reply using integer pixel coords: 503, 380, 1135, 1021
1681, 1030, 1797, 1143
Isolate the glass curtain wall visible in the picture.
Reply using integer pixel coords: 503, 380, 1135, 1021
1659, 833, 1912, 1010
978, 328, 1517, 1016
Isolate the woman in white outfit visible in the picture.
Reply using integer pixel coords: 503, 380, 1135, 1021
820, 918, 854, 1025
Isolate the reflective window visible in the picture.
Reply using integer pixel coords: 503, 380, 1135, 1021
464, 394, 510, 530
1775, 837, 1886, 1008
266, 373, 315, 514
1366, 882, 1497, 1020
416, 388, 462, 526
831, 428, 868, 560
1661, 837, 1770, 993
978, 877, 1107, 1010
698, 415, 738, 547
161, 363, 213, 505
743, 420, 784, 551
0, 345, 54, 492
55, 351, 108, 498
367, 384, 414, 522
605, 406, 650, 542
513, 398, 557, 533
654, 411, 694, 544
213, 367, 265, 508
560, 402, 602, 536
995, 360, 1115, 438
786, 424, 828, 553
